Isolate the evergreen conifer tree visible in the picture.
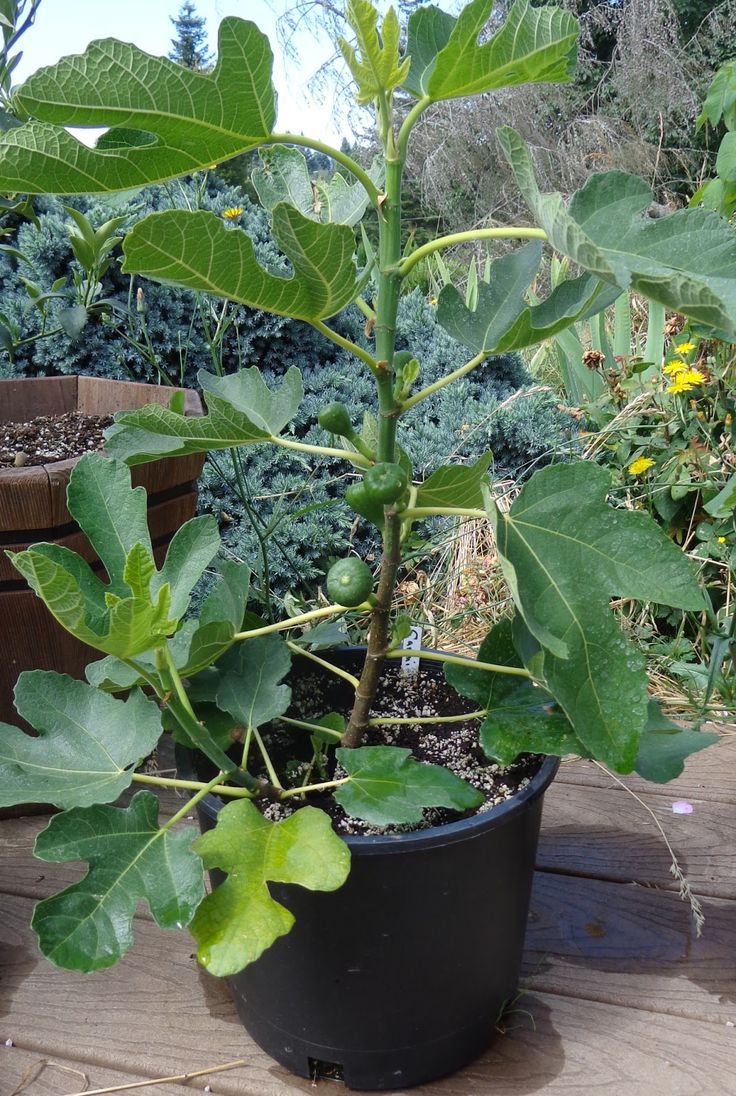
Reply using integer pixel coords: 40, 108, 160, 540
169, 2, 211, 71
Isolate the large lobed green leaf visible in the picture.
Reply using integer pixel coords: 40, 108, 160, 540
0, 18, 276, 194
498, 127, 736, 341
445, 619, 584, 765
215, 634, 292, 732
415, 453, 493, 510
635, 704, 719, 784
121, 205, 362, 322
252, 145, 382, 227
0, 675, 162, 808
334, 746, 483, 825
191, 800, 350, 975
486, 462, 705, 772
404, 0, 578, 102
437, 241, 621, 355
32, 792, 204, 972
104, 367, 304, 466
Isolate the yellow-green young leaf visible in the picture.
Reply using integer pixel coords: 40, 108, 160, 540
7, 454, 219, 657
85, 561, 252, 692
334, 746, 483, 825
122, 542, 156, 601
104, 367, 304, 466
485, 462, 705, 772
404, 0, 578, 103
32, 792, 204, 972
192, 801, 351, 975
0, 675, 162, 808
339, 0, 410, 105
0, 18, 276, 194
121, 205, 361, 322
498, 126, 736, 341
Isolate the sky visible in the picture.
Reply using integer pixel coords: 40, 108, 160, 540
11, 0, 351, 145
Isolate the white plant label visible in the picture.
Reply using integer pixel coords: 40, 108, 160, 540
401, 625, 423, 676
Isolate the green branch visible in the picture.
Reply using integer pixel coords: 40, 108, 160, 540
286, 640, 361, 688
280, 776, 351, 799
384, 648, 531, 679
310, 318, 381, 375
233, 603, 366, 642
369, 709, 488, 725
269, 133, 381, 207
396, 96, 431, 161
401, 350, 490, 411
399, 227, 548, 279
401, 506, 486, 521
277, 715, 345, 740
271, 433, 371, 468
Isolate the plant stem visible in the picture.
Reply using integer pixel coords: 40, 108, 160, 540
132, 772, 251, 798
271, 433, 371, 468
286, 640, 360, 687
162, 771, 229, 830
401, 350, 490, 411
233, 603, 360, 641
399, 227, 547, 279
368, 709, 488, 725
401, 506, 486, 521
383, 648, 532, 679
310, 318, 381, 375
251, 725, 283, 789
354, 295, 376, 321
342, 510, 403, 747
163, 647, 198, 722
277, 715, 345, 740
280, 776, 351, 799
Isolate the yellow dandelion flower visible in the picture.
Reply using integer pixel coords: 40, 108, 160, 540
667, 378, 695, 394
667, 370, 705, 394
628, 457, 656, 476
663, 359, 687, 376
718, 536, 727, 544
674, 341, 696, 354
222, 207, 244, 220
680, 368, 706, 385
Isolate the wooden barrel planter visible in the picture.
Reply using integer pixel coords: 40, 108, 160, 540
0, 375, 205, 727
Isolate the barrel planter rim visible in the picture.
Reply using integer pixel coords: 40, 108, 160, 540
0, 375, 204, 730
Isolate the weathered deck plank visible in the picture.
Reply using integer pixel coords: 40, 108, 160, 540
2, 1045, 221, 1096
524, 873, 736, 1023
555, 732, 736, 801
2, 732, 735, 1094
538, 781, 735, 898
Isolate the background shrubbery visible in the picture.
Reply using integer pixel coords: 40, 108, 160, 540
0, 178, 577, 598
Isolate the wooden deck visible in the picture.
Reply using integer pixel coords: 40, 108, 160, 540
3, 733, 736, 1096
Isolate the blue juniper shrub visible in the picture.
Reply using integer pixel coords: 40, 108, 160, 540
0, 180, 576, 599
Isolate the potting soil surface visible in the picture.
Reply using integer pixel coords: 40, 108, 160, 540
0, 410, 113, 467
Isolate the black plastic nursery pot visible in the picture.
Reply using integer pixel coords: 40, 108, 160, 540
178, 659, 558, 1091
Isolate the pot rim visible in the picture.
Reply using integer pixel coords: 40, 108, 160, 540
176, 643, 560, 855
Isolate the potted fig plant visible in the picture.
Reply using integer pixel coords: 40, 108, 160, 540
0, 0, 732, 1088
